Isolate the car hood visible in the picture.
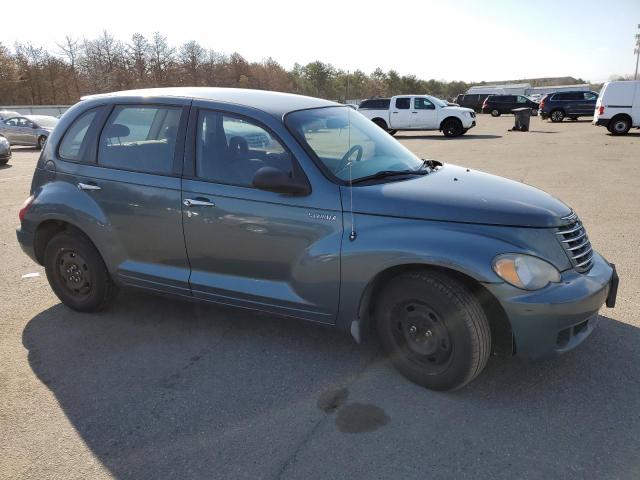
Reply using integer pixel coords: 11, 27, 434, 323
344, 164, 572, 227
441, 106, 474, 114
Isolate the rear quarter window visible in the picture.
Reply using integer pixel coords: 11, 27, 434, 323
58, 109, 99, 161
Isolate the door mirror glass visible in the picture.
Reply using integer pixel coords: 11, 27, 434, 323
252, 166, 310, 195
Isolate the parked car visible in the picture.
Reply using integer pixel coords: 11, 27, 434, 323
454, 93, 491, 112
0, 136, 11, 165
0, 115, 59, 149
593, 80, 640, 135
482, 95, 539, 116
17, 88, 617, 391
539, 91, 598, 122
358, 95, 476, 137
0, 110, 20, 121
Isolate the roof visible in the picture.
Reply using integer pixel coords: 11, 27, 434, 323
82, 87, 340, 117
469, 83, 531, 90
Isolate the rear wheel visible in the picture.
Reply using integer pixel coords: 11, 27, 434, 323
550, 110, 565, 122
442, 118, 463, 137
490, 109, 500, 117
44, 231, 116, 312
375, 271, 491, 391
36, 135, 47, 150
609, 116, 631, 135
388, 130, 398, 136
372, 118, 395, 135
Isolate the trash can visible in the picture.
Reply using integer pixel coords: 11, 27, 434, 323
511, 107, 531, 132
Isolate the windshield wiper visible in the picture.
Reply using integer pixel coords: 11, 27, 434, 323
351, 169, 428, 184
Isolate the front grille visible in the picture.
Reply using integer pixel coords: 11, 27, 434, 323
556, 213, 593, 273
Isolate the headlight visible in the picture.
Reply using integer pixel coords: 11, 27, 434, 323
492, 253, 561, 290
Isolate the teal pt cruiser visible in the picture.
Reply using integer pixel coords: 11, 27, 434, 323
17, 88, 618, 390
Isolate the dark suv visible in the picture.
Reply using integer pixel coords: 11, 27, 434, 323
539, 91, 598, 122
17, 87, 617, 391
454, 94, 491, 113
482, 95, 539, 116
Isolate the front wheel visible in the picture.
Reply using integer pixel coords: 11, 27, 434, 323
375, 271, 491, 391
442, 119, 463, 137
44, 231, 117, 312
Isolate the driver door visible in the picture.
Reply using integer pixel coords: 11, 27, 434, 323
181, 104, 342, 323
412, 97, 438, 129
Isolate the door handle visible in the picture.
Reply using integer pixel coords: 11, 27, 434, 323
411, 111, 418, 114
183, 198, 215, 207
392, 111, 399, 114
77, 182, 101, 191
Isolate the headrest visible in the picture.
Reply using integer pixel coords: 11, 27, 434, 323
105, 123, 130, 138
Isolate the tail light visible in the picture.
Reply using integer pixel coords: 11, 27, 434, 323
18, 195, 34, 221
598, 105, 605, 115
539, 98, 545, 109
482, 99, 488, 109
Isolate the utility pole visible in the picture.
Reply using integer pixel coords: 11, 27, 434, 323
635, 24, 640, 80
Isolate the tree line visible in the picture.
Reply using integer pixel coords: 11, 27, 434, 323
0, 31, 477, 106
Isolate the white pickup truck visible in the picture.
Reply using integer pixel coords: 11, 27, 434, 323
358, 95, 476, 137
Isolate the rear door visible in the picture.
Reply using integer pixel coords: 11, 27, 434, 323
54, 99, 192, 295
181, 102, 342, 323
390, 97, 412, 128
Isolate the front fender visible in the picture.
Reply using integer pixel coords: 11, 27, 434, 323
337, 214, 571, 338
23, 176, 120, 272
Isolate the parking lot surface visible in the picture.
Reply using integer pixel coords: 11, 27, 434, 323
1, 115, 639, 480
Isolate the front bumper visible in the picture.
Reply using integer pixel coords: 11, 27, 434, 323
484, 251, 616, 360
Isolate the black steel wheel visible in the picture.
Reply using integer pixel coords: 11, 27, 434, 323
442, 118, 463, 137
44, 231, 116, 311
375, 271, 491, 390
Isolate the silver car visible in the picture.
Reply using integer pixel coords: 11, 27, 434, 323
0, 115, 59, 149
0, 136, 10, 165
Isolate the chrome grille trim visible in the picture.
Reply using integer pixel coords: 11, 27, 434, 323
556, 213, 593, 273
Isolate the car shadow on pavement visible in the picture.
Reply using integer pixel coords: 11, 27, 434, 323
22, 291, 640, 479
395, 134, 502, 140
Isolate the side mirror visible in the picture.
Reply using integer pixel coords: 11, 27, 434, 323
252, 166, 310, 196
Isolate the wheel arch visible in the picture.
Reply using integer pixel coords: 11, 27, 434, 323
439, 116, 463, 130
354, 263, 513, 356
371, 117, 388, 128
33, 219, 102, 265
610, 112, 632, 124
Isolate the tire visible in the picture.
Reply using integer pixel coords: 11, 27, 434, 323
375, 271, 491, 391
388, 130, 398, 136
550, 110, 564, 122
530, 109, 538, 116
372, 118, 392, 134
490, 109, 500, 117
460, 128, 469, 135
609, 116, 631, 136
442, 118, 463, 138
44, 231, 116, 312
36, 135, 47, 150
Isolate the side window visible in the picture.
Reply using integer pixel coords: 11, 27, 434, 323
554, 93, 568, 101
395, 98, 411, 109
4, 118, 18, 126
58, 109, 98, 161
584, 92, 597, 101
98, 105, 181, 175
196, 110, 293, 187
18, 118, 32, 127
567, 92, 583, 101
414, 98, 435, 110
517, 96, 528, 103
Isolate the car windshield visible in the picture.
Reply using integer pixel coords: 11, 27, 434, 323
285, 106, 423, 182
26, 116, 58, 128
428, 96, 449, 108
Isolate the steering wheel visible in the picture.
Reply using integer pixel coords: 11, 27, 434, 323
335, 145, 363, 175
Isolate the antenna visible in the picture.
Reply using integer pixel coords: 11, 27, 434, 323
347, 107, 357, 241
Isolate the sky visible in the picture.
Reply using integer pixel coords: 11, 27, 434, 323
2, 0, 639, 83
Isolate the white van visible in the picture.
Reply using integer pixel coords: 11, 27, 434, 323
593, 80, 640, 135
